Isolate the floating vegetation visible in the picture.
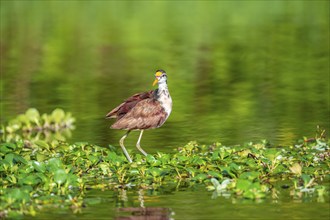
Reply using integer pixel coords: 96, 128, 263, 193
2, 108, 75, 134
0, 110, 329, 218
1, 108, 75, 143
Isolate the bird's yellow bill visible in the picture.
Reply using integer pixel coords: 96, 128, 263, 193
153, 71, 163, 86
152, 78, 158, 86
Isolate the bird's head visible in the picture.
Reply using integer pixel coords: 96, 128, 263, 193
152, 69, 167, 86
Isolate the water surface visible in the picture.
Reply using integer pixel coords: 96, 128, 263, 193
1, 1, 329, 152
25, 185, 330, 220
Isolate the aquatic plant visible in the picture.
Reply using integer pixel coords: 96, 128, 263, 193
1, 108, 75, 144
0, 109, 329, 218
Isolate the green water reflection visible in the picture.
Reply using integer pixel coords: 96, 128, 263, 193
1, 1, 329, 152
25, 186, 329, 220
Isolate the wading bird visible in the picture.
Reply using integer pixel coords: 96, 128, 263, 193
106, 70, 172, 163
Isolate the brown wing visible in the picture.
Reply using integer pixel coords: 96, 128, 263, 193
110, 98, 167, 130
106, 90, 155, 119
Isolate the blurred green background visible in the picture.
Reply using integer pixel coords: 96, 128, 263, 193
1, 1, 329, 152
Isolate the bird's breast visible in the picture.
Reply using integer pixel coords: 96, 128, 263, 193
158, 90, 172, 120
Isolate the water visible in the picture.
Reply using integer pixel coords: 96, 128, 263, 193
1, 1, 329, 219
25, 186, 330, 220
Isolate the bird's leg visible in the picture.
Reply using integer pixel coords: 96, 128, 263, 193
136, 130, 148, 156
119, 131, 132, 163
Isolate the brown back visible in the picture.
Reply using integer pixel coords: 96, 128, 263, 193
110, 98, 167, 130
106, 90, 155, 120
106, 89, 168, 130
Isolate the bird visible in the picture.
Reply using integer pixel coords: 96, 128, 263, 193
106, 69, 172, 163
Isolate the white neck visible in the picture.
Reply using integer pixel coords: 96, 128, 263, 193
158, 81, 168, 91
156, 81, 172, 119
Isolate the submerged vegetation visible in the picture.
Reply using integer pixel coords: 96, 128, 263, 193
0, 109, 329, 218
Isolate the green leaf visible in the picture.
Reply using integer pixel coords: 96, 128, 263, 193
0, 143, 16, 153
87, 155, 99, 164
236, 179, 251, 191
221, 167, 236, 178
25, 108, 40, 123
192, 156, 205, 165
148, 167, 162, 177
146, 154, 156, 163
207, 171, 222, 179
106, 152, 122, 162
99, 162, 110, 174
47, 158, 63, 172
66, 173, 78, 186
264, 148, 280, 161
193, 173, 208, 181
32, 161, 46, 173
36, 153, 46, 162
13, 154, 28, 165
146, 155, 161, 166
301, 174, 311, 186
22, 174, 41, 185
54, 169, 67, 185
17, 114, 30, 125
251, 182, 261, 190
6, 119, 22, 133
219, 149, 230, 159
243, 190, 255, 199
35, 173, 48, 183
177, 155, 189, 162
229, 163, 240, 172
34, 140, 50, 150
4, 153, 14, 166
211, 150, 220, 160
51, 108, 65, 123
239, 171, 260, 181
